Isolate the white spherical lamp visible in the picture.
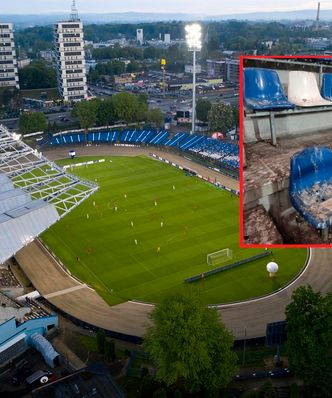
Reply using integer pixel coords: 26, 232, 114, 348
267, 262, 279, 278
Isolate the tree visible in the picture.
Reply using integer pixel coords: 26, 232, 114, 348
126, 60, 141, 73
72, 100, 98, 130
111, 92, 147, 124
285, 286, 332, 398
96, 98, 114, 126
152, 388, 167, 398
104, 339, 116, 362
147, 108, 164, 128
18, 111, 47, 134
138, 92, 148, 105
0, 87, 19, 108
208, 102, 234, 132
144, 289, 238, 395
88, 60, 126, 83
96, 330, 106, 355
232, 106, 239, 128
18, 59, 56, 89
196, 98, 212, 123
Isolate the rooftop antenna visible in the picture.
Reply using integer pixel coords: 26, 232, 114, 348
70, 0, 79, 21
315, 2, 320, 31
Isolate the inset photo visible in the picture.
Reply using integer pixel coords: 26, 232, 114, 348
241, 56, 332, 246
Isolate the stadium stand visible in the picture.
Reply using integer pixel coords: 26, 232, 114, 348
244, 68, 295, 110
0, 266, 21, 288
23, 297, 52, 321
0, 124, 98, 263
289, 146, 332, 235
48, 128, 239, 172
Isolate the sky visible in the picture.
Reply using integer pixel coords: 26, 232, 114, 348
0, 0, 330, 15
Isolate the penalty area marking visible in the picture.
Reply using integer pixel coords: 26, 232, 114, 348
129, 249, 312, 309
211, 248, 312, 308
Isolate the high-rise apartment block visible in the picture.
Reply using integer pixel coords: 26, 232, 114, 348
164, 33, 171, 44
136, 29, 144, 45
0, 23, 19, 89
54, 3, 87, 102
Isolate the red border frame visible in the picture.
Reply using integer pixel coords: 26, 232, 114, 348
239, 54, 332, 248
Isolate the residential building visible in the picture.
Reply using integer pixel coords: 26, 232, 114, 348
305, 37, 331, 50
17, 58, 30, 69
164, 33, 171, 44
227, 59, 240, 83
136, 28, 144, 45
114, 74, 133, 85
39, 50, 54, 63
0, 23, 19, 89
207, 58, 240, 83
185, 64, 202, 74
54, 3, 87, 102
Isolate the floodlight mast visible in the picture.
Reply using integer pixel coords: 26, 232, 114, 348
185, 24, 202, 135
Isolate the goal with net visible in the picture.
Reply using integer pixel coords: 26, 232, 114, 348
207, 248, 233, 266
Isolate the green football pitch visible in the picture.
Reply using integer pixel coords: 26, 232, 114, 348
41, 155, 307, 306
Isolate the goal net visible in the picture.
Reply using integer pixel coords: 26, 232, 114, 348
207, 248, 233, 266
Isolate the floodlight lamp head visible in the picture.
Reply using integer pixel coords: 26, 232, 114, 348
185, 24, 202, 51
12, 132, 21, 141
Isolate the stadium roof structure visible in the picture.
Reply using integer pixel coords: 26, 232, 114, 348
0, 125, 98, 264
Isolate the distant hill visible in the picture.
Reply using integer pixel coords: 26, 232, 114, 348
1, 9, 331, 28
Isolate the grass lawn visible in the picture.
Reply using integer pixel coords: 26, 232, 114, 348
41, 155, 307, 306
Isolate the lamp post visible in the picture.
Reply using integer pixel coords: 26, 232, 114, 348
185, 23, 202, 135
160, 58, 167, 98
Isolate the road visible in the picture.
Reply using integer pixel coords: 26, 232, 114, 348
1, 111, 71, 131
0, 86, 239, 131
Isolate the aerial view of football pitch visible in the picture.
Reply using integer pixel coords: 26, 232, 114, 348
41, 155, 307, 306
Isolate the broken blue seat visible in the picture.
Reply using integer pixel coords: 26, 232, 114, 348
244, 67, 295, 111
289, 146, 332, 230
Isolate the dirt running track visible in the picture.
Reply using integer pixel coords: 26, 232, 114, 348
15, 146, 332, 340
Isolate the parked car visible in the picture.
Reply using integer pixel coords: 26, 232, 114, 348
26, 370, 54, 387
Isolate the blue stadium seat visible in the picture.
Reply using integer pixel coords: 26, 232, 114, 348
141, 130, 156, 143
164, 132, 188, 147
290, 146, 332, 230
180, 135, 206, 150
244, 68, 295, 111
321, 73, 332, 101
150, 131, 169, 145
190, 139, 239, 170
